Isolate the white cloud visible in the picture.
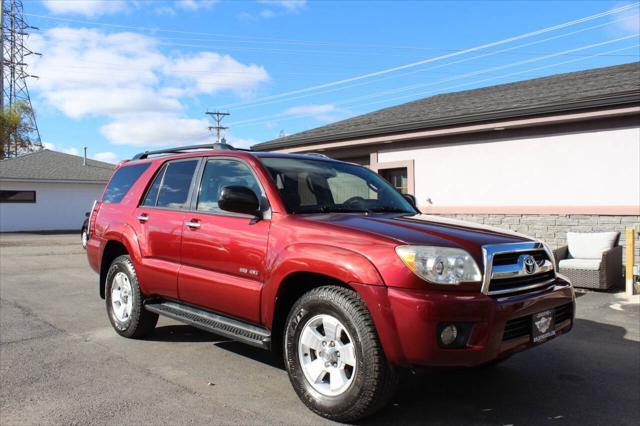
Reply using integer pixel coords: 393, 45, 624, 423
155, 0, 219, 15
43, 143, 119, 163
154, 6, 176, 16
101, 115, 211, 146
285, 104, 347, 122
224, 134, 257, 149
615, 5, 640, 34
41, 0, 127, 17
92, 152, 120, 164
257, 0, 307, 12
176, 0, 219, 11
44, 87, 182, 119
42, 142, 80, 156
166, 52, 269, 96
260, 9, 276, 19
30, 28, 269, 118
29, 27, 270, 146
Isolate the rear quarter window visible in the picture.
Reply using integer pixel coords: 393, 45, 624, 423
102, 163, 150, 204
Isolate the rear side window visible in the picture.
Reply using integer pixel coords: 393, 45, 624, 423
102, 164, 150, 204
142, 160, 198, 209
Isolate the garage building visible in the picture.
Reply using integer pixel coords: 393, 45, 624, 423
253, 62, 640, 264
0, 149, 114, 232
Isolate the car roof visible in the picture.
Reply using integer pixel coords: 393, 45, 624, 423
121, 144, 348, 168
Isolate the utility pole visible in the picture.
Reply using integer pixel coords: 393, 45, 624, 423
1, 0, 42, 158
205, 111, 229, 144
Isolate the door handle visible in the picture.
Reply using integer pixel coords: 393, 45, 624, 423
185, 220, 201, 229
137, 214, 149, 223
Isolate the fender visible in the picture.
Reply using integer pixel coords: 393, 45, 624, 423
261, 243, 385, 326
261, 243, 406, 364
100, 222, 149, 294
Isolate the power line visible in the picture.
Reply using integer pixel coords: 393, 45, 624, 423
215, 3, 639, 111
219, 15, 640, 112
23, 4, 640, 51
229, 44, 638, 130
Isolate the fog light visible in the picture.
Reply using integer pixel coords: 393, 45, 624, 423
440, 324, 458, 346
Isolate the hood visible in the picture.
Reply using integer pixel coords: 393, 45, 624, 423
300, 213, 532, 262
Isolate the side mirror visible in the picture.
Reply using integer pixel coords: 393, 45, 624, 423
403, 193, 417, 208
219, 186, 261, 217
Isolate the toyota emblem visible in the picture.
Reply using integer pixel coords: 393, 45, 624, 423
519, 254, 538, 275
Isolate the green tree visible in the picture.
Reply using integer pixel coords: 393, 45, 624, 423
1, 102, 38, 159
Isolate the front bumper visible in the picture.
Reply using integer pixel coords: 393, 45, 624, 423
385, 277, 574, 367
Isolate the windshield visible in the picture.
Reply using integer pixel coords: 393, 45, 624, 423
259, 157, 417, 215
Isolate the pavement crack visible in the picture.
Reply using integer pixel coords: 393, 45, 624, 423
0, 297, 66, 334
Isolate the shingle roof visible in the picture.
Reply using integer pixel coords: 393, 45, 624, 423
253, 62, 640, 151
0, 149, 115, 182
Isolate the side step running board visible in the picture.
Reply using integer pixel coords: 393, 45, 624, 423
145, 302, 271, 350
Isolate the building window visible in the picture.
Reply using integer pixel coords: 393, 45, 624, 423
380, 168, 408, 194
0, 190, 36, 203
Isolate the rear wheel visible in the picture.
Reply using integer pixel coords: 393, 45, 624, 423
284, 286, 398, 422
81, 227, 88, 249
105, 255, 158, 338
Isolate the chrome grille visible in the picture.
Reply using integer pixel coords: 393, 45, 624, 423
481, 242, 556, 297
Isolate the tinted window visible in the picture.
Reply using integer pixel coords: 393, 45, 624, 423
197, 159, 262, 213
0, 190, 36, 203
142, 165, 166, 206
156, 160, 198, 209
260, 157, 416, 215
103, 164, 150, 204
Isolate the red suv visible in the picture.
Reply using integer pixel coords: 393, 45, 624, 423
86, 143, 574, 422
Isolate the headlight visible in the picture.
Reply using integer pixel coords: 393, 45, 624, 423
395, 245, 482, 285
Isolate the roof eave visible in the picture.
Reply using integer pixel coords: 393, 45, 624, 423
0, 178, 110, 184
253, 90, 640, 151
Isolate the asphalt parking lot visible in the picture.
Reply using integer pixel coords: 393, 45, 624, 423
1, 234, 639, 425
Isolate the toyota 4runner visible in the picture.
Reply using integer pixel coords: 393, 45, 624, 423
86, 143, 575, 422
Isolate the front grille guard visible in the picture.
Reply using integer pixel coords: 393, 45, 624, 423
481, 242, 556, 296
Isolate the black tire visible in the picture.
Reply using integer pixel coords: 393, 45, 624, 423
81, 227, 88, 249
284, 286, 398, 422
105, 255, 158, 338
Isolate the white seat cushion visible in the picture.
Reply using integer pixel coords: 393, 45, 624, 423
567, 232, 619, 260
559, 258, 602, 271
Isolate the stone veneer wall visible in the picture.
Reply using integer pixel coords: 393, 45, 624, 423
437, 214, 640, 269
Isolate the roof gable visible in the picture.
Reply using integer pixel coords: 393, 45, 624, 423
0, 150, 115, 182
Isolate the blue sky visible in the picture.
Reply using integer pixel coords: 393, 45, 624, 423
19, 0, 640, 163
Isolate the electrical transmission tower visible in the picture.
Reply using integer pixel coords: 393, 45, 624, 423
206, 111, 229, 144
1, 0, 42, 159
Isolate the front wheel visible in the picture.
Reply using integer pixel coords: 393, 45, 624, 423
284, 286, 398, 422
105, 255, 158, 338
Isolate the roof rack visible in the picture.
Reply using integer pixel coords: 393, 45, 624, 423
303, 152, 330, 158
132, 143, 249, 160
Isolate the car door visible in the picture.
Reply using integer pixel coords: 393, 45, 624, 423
134, 158, 200, 299
178, 157, 270, 323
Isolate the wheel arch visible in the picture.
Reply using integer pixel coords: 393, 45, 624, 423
99, 240, 129, 299
99, 224, 145, 299
269, 271, 355, 357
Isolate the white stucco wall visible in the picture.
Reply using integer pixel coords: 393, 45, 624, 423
377, 127, 640, 207
0, 181, 106, 232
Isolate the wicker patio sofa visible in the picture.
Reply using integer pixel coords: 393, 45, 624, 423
553, 231, 623, 290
